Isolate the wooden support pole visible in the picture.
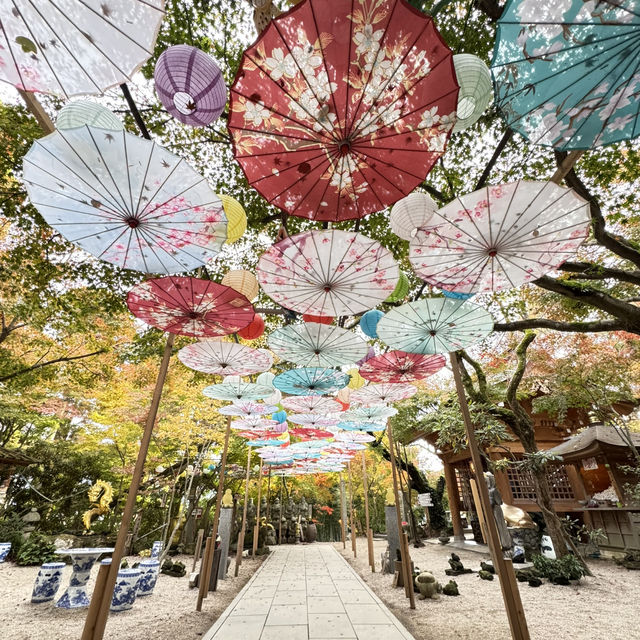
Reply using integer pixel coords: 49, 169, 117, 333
18, 89, 55, 133
386, 421, 416, 609
197, 415, 232, 611
443, 460, 465, 540
252, 459, 263, 558
84, 333, 175, 640
450, 353, 530, 640
235, 446, 252, 576
348, 462, 357, 558
80, 562, 110, 640
550, 150, 584, 184
339, 473, 347, 549
197, 536, 213, 605
266, 467, 271, 522
192, 529, 205, 573
361, 451, 374, 572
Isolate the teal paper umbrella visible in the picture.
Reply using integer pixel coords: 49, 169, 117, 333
377, 298, 493, 355
203, 381, 273, 402
492, 0, 640, 150
343, 405, 397, 422
269, 323, 368, 368
337, 420, 385, 433
273, 368, 350, 396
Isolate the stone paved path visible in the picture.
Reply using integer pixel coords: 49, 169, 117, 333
203, 544, 415, 640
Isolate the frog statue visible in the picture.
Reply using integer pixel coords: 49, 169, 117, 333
414, 572, 442, 600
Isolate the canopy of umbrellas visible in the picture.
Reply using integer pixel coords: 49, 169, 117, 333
6, 0, 637, 473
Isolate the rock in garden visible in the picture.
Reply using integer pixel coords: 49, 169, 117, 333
414, 571, 441, 599
479, 570, 494, 581
442, 580, 460, 596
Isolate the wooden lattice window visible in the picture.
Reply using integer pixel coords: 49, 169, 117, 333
507, 462, 575, 502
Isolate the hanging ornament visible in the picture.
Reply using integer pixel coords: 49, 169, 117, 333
390, 192, 438, 241
302, 314, 333, 325
221, 270, 259, 301
56, 101, 123, 131
154, 45, 226, 127
385, 271, 410, 303
347, 369, 366, 390
452, 54, 493, 132
360, 310, 384, 339
237, 314, 265, 340
218, 195, 247, 243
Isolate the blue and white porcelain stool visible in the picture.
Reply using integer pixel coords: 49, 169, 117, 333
55, 547, 114, 609
111, 566, 141, 612
0, 543, 11, 563
136, 559, 160, 597
31, 562, 66, 603
150, 541, 163, 559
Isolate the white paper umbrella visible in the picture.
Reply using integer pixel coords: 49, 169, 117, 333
178, 341, 273, 376
336, 420, 385, 433
281, 396, 342, 413
334, 431, 375, 443
287, 413, 339, 428
350, 383, 418, 406
409, 181, 590, 294
268, 322, 369, 367
377, 298, 494, 355
218, 402, 279, 417
257, 230, 399, 316
231, 417, 280, 430
203, 381, 273, 402
0, 1, 164, 97
22, 126, 227, 274
343, 405, 398, 422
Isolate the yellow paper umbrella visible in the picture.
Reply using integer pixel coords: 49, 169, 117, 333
221, 269, 259, 301
218, 194, 247, 243
347, 368, 366, 390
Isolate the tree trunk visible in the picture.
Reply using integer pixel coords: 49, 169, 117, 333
530, 466, 568, 558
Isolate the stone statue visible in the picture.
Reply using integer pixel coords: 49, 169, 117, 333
484, 472, 513, 553
445, 552, 472, 576
414, 572, 441, 600
222, 489, 234, 508
501, 504, 536, 529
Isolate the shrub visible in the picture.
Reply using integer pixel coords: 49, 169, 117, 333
16, 532, 57, 566
0, 512, 25, 559
532, 553, 586, 584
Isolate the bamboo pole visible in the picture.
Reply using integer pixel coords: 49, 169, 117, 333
84, 333, 175, 640
198, 537, 213, 603
386, 421, 416, 609
80, 562, 110, 640
550, 150, 584, 184
266, 467, 272, 522
361, 451, 375, 572
348, 462, 357, 557
278, 479, 283, 544
234, 446, 252, 576
339, 474, 347, 549
252, 459, 263, 557
18, 90, 55, 133
450, 353, 530, 640
197, 414, 232, 611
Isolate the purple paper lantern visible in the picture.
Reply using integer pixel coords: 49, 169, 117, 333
154, 45, 226, 127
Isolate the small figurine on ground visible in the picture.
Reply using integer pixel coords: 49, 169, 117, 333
442, 580, 460, 596
478, 570, 494, 581
480, 561, 495, 575
414, 571, 442, 600
445, 552, 473, 576
161, 558, 186, 577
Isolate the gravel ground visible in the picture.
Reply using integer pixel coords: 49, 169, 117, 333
335, 538, 638, 640
0, 553, 264, 640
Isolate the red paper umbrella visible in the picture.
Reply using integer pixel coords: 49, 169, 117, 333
126, 276, 255, 337
228, 0, 458, 221
359, 350, 445, 383
289, 427, 335, 441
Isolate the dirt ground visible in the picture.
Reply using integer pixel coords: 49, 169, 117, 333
335, 538, 638, 640
0, 553, 263, 640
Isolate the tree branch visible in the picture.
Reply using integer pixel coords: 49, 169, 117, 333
506, 331, 536, 408
557, 151, 640, 269
458, 349, 488, 398
494, 318, 627, 333
559, 261, 640, 286
474, 128, 514, 190
420, 182, 448, 203
0, 349, 107, 382
474, 0, 504, 21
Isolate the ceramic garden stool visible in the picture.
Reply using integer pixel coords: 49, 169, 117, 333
0, 543, 11, 563
136, 559, 160, 597
55, 547, 114, 609
150, 541, 163, 559
31, 562, 66, 603
108, 562, 141, 612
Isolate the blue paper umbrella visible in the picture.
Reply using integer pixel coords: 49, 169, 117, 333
273, 367, 350, 396
492, 0, 640, 150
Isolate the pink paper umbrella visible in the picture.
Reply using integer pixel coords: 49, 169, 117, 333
126, 276, 254, 337
281, 395, 342, 413
335, 430, 375, 443
289, 427, 335, 441
218, 402, 279, 417
155, 45, 227, 127
178, 340, 273, 376
359, 351, 445, 384
231, 417, 279, 430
